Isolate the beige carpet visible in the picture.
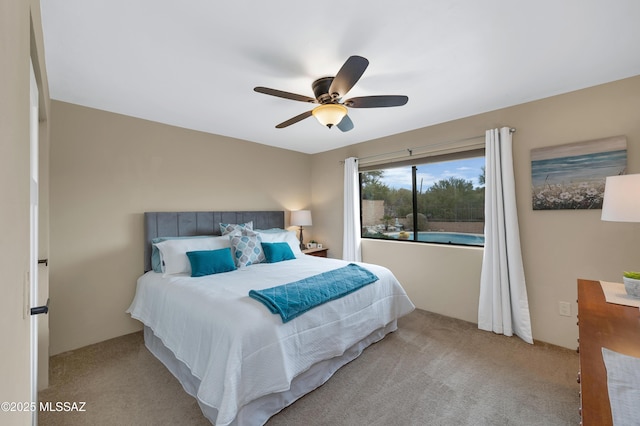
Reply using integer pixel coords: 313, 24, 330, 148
39, 310, 580, 425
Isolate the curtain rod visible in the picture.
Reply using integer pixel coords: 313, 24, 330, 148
344, 127, 516, 165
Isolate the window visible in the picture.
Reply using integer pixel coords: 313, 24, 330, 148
360, 151, 485, 246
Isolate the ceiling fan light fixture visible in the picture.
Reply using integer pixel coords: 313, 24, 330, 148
312, 104, 347, 128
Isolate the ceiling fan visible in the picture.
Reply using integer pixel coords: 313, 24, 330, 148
254, 55, 408, 132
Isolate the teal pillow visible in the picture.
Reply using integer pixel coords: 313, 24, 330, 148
186, 248, 237, 277
261, 242, 296, 263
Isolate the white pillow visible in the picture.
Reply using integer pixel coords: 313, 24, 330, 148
155, 236, 231, 275
256, 230, 303, 257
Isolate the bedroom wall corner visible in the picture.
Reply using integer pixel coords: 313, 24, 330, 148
49, 102, 311, 355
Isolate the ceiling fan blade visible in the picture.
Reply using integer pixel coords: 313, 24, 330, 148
337, 115, 354, 132
328, 56, 369, 99
254, 87, 317, 103
275, 110, 313, 129
344, 95, 409, 108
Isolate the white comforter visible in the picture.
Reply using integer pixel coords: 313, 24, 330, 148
127, 256, 414, 425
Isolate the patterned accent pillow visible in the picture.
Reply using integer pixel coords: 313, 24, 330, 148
230, 229, 265, 268
219, 221, 253, 236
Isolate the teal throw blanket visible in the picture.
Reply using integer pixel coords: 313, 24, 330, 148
249, 263, 379, 323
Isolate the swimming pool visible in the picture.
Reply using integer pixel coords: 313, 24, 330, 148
387, 232, 484, 246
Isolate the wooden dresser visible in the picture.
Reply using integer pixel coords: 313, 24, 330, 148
577, 279, 640, 425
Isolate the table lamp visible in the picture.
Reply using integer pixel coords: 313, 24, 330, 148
290, 210, 312, 250
601, 174, 640, 222
601, 173, 640, 298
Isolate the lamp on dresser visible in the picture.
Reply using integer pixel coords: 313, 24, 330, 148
601, 174, 640, 223
290, 210, 312, 251
602, 173, 640, 296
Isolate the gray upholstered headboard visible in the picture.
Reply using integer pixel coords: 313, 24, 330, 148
144, 211, 285, 272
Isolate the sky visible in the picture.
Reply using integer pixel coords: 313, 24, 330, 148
378, 156, 485, 191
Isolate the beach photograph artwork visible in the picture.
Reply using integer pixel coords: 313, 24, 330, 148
531, 136, 627, 210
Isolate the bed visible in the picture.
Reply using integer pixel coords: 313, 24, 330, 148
128, 211, 414, 425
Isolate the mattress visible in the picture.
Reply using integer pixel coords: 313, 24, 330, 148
128, 255, 414, 425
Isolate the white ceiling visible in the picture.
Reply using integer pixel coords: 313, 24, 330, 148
40, 1, 640, 154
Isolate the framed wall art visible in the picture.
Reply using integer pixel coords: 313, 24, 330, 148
531, 136, 627, 210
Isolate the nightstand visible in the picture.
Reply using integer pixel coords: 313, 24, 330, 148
302, 247, 328, 258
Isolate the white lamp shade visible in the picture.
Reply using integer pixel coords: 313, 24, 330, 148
312, 104, 347, 128
601, 174, 640, 222
290, 210, 312, 227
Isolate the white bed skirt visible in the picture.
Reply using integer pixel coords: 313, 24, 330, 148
144, 320, 398, 425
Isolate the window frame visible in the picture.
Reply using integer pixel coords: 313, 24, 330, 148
359, 148, 486, 247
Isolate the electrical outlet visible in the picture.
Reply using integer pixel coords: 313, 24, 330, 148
559, 301, 571, 317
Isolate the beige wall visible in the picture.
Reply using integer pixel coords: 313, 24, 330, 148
49, 76, 640, 353
310, 75, 640, 349
49, 101, 311, 355
1, 0, 51, 422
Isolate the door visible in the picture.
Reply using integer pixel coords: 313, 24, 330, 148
29, 58, 46, 426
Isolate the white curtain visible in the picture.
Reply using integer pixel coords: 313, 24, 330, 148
343, 157, 362, 262
478, 127, 533, 344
